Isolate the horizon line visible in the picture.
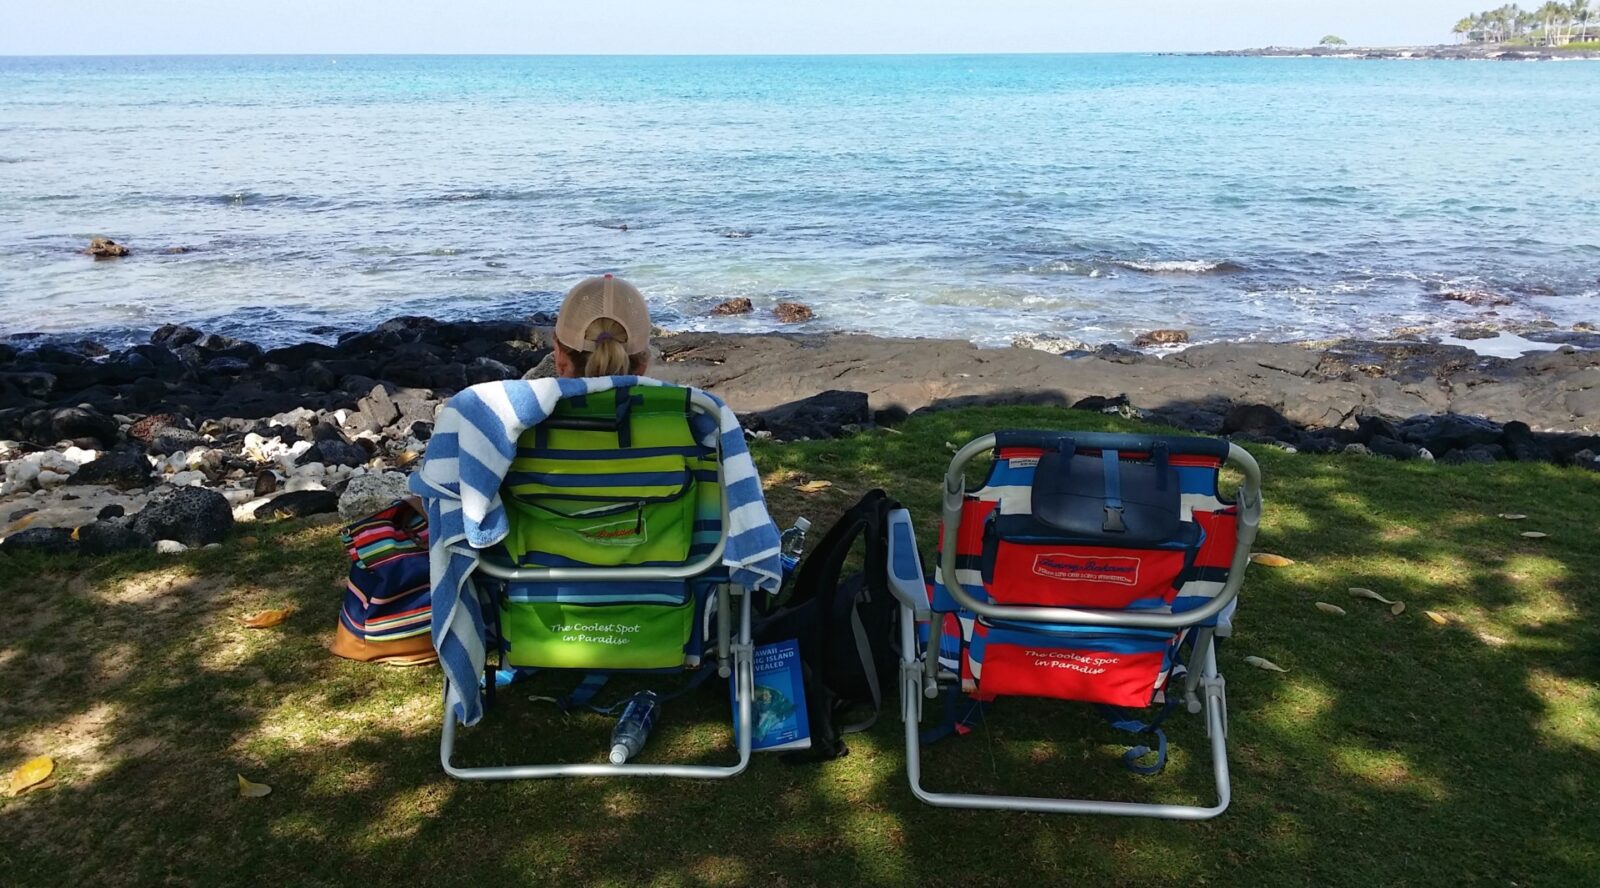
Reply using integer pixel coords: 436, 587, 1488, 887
0, 47, 1357, 59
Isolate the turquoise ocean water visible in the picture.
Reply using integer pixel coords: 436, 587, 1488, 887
1, 54, 1597, 347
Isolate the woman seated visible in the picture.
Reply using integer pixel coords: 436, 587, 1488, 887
550, 274, 653, 378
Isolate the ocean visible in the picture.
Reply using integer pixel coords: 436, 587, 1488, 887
1, 53, 1597, 348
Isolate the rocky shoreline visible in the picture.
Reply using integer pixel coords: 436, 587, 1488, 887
1189, 43, 1600, 61
3, 316, 1599, 555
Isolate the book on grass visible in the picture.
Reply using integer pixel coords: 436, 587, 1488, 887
732, 638, 811, 752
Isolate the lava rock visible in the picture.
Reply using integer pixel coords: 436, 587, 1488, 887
151, 324, 203, 348
1133, 329, 1190, 348
1500, 421, 1552, 462
129, 485, 233, 546
71, 449, 153, 489
773, 302, 815, 324
1013, 333, 1092, 355
85, 237, 129, 258
1354, 415, 1399, 444
261, 489, 340, 519
0, 526, 77, 554
1221, 403, 1294, 437
96, 504, 126, 521
253, 469, 279, 497
201, 357, 250, 376
1367, 435, 1427, 460
338, 472, 411, 520
711, 297, 754, 316
743, 390, 870, 440
300, 439, 368, 468
344, 384, 400, 434
466, 356, 518, 385
49, 406, 119, 448
127, 414, 191, 443
146, 427, 209, 456
1396, 414, 1503, 453
78, 519, 152, 555
1071, 394, 1132, 412
1442, 445, 1501, 465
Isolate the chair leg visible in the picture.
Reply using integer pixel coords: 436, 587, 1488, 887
903, 630, 1232, 820
440, 588, 755, 781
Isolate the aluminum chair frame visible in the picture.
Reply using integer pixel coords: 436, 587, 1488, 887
884, 431, 1263, 819
439, 389, 756, 781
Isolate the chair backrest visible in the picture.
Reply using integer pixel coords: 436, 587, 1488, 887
489, 384, 729, 671
933, 430, 1241, 619
500, 384, 723, 570
928, 430, 1248, 707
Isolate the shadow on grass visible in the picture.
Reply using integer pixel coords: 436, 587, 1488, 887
2, 405, 1597, 886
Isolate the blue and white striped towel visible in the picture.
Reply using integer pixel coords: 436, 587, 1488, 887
408, 377, 783, 726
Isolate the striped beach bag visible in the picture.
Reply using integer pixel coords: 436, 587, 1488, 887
331, 500, 437, 666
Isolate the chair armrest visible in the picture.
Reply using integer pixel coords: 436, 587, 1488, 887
885, 508, 931, 620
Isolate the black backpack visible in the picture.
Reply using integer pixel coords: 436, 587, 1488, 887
750, 489, 902, 763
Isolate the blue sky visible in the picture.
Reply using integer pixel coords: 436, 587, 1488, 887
5, 1, 1474, 55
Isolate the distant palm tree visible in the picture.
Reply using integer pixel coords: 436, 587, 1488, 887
1454, 16, 1476, 41
1538, 1, 1566, 43
1574, 0, 1594, 40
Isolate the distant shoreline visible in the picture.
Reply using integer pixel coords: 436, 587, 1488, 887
1184, 43, 1600, 61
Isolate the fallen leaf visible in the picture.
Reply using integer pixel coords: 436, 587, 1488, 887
1424, 610, 1450, 625
1390, 601, 1407, 616
237, 774, 272, 798
1243, 655, 1289, 673
8, 756, 54, 796
1349, 587, 1396, 605
1476, 631, 1508, 647
241, 609, 291, 629
795, 480, 833, 494
1498, 513, 1526, 520
70, 526, 82, 541
1520, 531, 1548, 539
1315, 602, 1347, 616
1249, 553, 1295, 568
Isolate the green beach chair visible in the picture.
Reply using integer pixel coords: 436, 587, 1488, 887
439, 384, 759, 781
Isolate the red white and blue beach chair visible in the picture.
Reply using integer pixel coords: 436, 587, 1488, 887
882, 430, 1263, 819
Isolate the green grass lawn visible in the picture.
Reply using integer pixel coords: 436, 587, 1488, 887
2, 405, 1597, 886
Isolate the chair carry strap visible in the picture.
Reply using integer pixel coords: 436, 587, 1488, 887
1095, 696, 1181, 775
1102, 449, 1125, 533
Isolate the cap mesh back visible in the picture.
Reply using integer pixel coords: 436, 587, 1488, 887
554, 275, 651, 354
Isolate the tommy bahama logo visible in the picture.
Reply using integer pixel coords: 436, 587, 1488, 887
579, 519, 647, 547
1032, 552, 1141, 586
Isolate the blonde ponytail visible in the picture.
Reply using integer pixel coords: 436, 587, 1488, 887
562, 316, 645, 377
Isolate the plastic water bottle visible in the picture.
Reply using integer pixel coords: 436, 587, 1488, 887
608, 691, 660, 764
779, 516, 811, 578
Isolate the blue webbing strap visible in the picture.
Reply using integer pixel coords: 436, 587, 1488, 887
557, 673, 612, 713
588, 663, 719, 716
1102, 448, 1127, 533
920, 684, 990, 745
1096, 695, 1182, 775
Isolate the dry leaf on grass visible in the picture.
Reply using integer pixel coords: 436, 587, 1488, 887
1520, 531, 1548, 539
1390, 601, 1407, 615
1424, 610, 1450, 625
1498, 513, 1527, 521
237, 774, 272, 798
1243, 656, 1289, 673
795, 480, 833, 494
1349, 587, 1396, 605
241, 609, 292, 629
8, 756, 54, 796
1249, 553, 1295, 568
1315, 602, 1347, 616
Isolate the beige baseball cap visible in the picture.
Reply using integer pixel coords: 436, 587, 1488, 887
553, 274, 651, 355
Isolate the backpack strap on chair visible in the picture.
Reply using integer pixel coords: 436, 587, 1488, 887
1095, 695, 1182, 775
1101, 449, 1125, 533
920, 683, 989, 745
